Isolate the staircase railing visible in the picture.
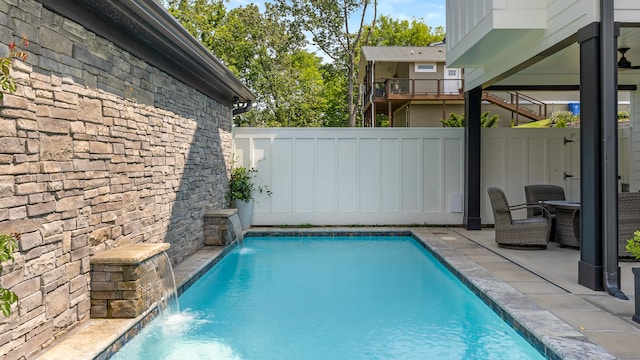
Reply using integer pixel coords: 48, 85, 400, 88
482, 91, 547, 123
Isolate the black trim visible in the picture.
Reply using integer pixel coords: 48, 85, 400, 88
36, 0, 255, 106
463, 87, 482, 230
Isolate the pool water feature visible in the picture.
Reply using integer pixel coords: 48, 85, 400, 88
112, 236, 546, 359
153, 252, 179, 316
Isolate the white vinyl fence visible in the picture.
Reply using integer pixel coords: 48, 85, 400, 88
232, 127, 631, 226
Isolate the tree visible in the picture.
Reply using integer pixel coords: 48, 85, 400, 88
161, 0, 226, 51
165, 2, 334, 127
319, 63, 349, 127
363, 15, 445, 47
275, 0, 377, 127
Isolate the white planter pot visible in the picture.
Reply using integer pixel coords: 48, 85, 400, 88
233, 199, 254, 230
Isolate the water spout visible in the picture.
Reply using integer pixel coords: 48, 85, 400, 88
227, 213, 243, 246
153, 252, 179, 316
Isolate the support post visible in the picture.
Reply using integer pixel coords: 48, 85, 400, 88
577, 23, 604, 291
464, 86, 482, 230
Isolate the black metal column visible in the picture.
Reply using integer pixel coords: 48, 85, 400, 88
463, 87, 482, 230
576, 19, 625, 295
577, 23, 604, 291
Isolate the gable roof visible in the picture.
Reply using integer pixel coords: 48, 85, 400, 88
360, 46, 447, 63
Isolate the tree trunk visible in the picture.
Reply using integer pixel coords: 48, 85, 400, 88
347, 55, 356, 127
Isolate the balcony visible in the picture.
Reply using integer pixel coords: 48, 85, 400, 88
367, 78, 465, 103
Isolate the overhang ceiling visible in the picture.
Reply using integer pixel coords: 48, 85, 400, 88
494, 26, 640, 87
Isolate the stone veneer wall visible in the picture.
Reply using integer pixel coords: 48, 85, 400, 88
0, 1, 232, 358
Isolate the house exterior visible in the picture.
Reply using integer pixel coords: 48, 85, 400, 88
446, 0, 640, 294
358, 45, 564, 127
359, 45, 464, 127
0, 0, 253, 357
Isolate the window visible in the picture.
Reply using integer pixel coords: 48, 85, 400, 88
415, 63, 436, 72
448, 69, 458, 77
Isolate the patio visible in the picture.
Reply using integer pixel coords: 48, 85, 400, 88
36, 227, 640, 360
450, 227, 639, 360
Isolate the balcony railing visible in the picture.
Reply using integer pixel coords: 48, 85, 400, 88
367, 78, 465, 101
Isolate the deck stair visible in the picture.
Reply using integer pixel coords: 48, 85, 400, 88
482, 91, 547, 122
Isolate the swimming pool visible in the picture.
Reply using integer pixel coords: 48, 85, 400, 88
111, 235, 546, 359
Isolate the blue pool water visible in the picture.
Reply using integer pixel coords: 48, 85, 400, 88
112, 236, 545, 360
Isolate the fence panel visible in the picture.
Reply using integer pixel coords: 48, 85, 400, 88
233, 127, 630, 226
233, 128, 465, 225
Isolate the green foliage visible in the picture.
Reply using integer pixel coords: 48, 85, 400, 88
0, 233, 19, 317
0, 37, 26, 318
274, 0, 376, 127
166, 1, 342, 127
440, 112, 499, 128
363, 15, 445, 46
1, 36, 28, 101
626, 231, 640, 260
161, 0, 225, 50
618, 111, 630, 120
225, 166, 271, 203
319, 63, 349, 127
550, 110, 577, 126
162, 1, 446, 128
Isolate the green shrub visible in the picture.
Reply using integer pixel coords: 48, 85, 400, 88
626, 230, 640, 260
225, 166, 271, 204
550, 110, 577, 126
441, 112, 499, 127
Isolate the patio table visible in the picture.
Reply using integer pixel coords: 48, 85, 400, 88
543, 200, 580, 248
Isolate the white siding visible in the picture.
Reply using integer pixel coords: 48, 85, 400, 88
447, 0, 602, 89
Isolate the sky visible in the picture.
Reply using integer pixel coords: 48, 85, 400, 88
226, 0, 447, 29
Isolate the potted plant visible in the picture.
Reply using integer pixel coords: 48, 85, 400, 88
225, 166, 271, 230
626, 230, 640, 323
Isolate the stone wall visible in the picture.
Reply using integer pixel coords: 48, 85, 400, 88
0, 1, 233, 358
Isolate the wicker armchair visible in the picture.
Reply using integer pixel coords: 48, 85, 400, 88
618, 192, 640, 258
524, 184, 566, 218
488, 187, 551, 249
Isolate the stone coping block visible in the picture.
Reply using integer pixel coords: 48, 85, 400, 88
204, 209, 238, 217
91, 243, 170, 265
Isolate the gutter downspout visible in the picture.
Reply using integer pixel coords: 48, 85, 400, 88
370, 61, 376, 127
232, 100, 253, 116
601, 0, 628, 299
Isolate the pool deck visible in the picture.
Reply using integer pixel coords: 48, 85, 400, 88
33, 227, 640, 360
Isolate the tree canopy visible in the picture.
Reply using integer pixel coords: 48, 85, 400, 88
161, 0, 444, 127
364, 15, 445, 46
